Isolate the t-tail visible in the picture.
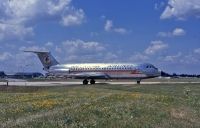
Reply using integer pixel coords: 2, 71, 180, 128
24, 51, 59, 70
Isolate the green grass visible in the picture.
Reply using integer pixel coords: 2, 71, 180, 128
0, 84, 200, 128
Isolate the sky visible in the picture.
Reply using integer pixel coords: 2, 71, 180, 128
0, 0, 200, 74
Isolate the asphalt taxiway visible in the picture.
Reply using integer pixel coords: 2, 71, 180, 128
0, 81, 200, 86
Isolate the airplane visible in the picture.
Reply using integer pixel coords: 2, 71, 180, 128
24, 51, 161, 85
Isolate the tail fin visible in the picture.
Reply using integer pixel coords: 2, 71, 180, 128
24, 51, 59, 70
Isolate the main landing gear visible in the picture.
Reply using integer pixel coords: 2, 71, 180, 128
90, 79, 96, 84
83, 79, 88, 85
83, 79, 96, 85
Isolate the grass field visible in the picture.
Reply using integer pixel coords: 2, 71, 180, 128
0, 83, 200, 128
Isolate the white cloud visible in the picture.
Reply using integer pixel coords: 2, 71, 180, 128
164, 52, 182, 62
182, 54, 199, 64
0, 52, 13, 61
2, 39, 200, 73
14, 40, 119, 65
194, 48, 200, 54
104, 20, 113, 32
161, 0, 200, 19
145, 40, 168, 55
45, 42, 54, 47
55, 46, 62, 53
61, 7, 85, 26
48, 39, 121, 63
0, 23, 34, 41
19, 46, 47, 52
47, 0, 71, 15
0, 0, 85, 40
62, 40, 105, 55
129, 53, 149, 62
0, 0, 42, 23
0, 0, 76, 23
158, 27, 186, 37
161, 49, 200, 65
172, 28, 186, 36
104, 20, 128, 34
113, 28, 127, 34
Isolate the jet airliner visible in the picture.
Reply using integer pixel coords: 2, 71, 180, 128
25, 51, 161, 84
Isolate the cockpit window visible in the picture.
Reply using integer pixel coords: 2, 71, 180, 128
146, 65, 154, 68
143, 64, 157, 69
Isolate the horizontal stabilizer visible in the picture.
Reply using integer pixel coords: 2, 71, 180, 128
24, 50, 49, 53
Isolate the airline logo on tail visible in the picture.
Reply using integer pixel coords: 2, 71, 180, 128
44, 55, 51, 65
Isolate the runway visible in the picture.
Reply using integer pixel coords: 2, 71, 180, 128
0, 81, 200, 86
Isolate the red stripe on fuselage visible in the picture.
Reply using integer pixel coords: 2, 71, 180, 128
70, 70, 142, 74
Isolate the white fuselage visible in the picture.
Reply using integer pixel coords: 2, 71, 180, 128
25, 51, 161, 84
47, 63, 161, 80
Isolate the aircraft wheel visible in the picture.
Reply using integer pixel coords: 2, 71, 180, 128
90, 79, 96, 84
137, 80, 141, 84
83, 79, 88, 85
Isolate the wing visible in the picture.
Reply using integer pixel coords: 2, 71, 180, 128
69, 72, 110, 79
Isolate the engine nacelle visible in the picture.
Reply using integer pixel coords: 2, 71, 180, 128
49, 68, 70, 76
